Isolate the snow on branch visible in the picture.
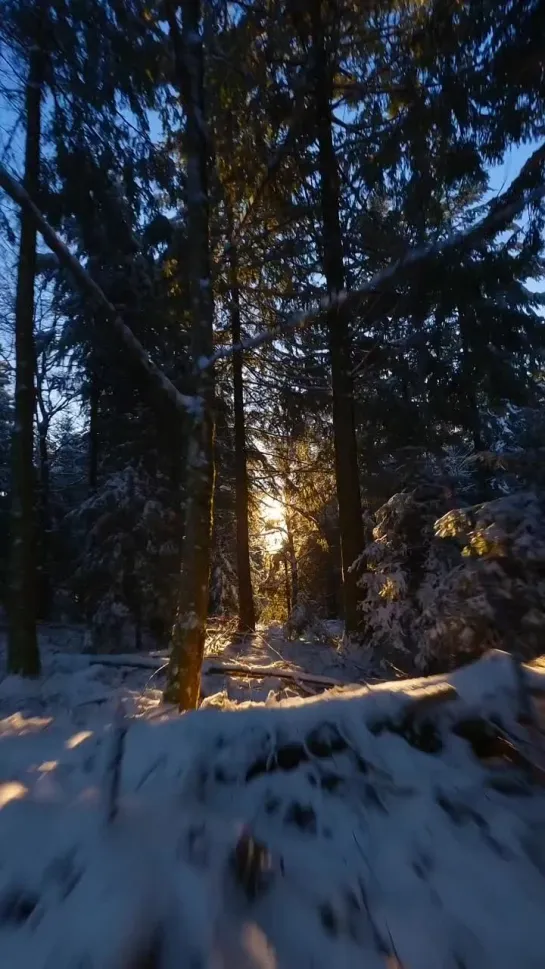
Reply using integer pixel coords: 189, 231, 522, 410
202, 660, 347, 688
0, 164, 199, 418
201, 148, 545, 371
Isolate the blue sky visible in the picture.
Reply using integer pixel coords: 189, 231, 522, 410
486, 141, 537, 197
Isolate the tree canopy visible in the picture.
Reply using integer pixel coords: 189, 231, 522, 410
1, 0, 545, 703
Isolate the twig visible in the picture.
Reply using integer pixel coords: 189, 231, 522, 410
293, 679, 318, 696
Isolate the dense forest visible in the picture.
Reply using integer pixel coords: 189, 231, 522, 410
1, 0, 545, 709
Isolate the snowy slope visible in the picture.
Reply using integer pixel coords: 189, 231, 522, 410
0, 631, 544, 969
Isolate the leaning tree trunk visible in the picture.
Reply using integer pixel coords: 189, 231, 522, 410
165, 0, 215, 709
8, 31, 44, 676
312, 7, 364, 635
228, 236, 256, 633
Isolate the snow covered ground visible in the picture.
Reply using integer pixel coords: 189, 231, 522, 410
0, 624, 545, 968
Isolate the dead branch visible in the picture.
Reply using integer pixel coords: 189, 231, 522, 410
202, 660, 351, 688
0, 164, 197, 417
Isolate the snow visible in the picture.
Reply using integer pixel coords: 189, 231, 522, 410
0, 624, 544, 967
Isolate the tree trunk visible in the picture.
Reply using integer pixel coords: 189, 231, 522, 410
165, 0, 215, 710
229, 237, 256, 633
8, 29, 44, 676
321, 514, 343, 618
283, 554, 292, 618
286, 513, 298, 608
459, 309, 484, 452
312, 8, 364, 635
36, 414, 51, 620
88, 364, 99, 491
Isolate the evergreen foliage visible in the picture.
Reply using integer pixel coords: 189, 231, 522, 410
430, 491, 545, 668
67, 465, 182, 652
0, 0, 545, 691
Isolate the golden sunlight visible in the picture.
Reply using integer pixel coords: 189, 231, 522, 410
260, 495, 286, 552
37, 761, 58, 773
65, 730, 93, 750
0, 781, 27, 810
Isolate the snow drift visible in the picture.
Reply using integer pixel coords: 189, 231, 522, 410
1, 649, 545, 968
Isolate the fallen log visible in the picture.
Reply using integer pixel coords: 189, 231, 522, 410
202, 661, 350, 688
65, 655, 346, 689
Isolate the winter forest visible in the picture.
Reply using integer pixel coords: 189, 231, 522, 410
1, 2, 545, 964
2, 0, 545, 699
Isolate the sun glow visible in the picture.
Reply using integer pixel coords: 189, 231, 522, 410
0, 781, 27, 810
260, 495, 286, 552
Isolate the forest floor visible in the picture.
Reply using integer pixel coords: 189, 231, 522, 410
1, 624, 545, 968
0, 620, 368, 726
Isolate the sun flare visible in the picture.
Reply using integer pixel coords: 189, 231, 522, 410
260, 495, 286, 552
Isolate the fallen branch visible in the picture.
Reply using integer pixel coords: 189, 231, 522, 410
68, 653, 344, 687
202, 660, 350, 688
0, 164, 198, 418
201, 143, 545, 371
293, 679, 319, 696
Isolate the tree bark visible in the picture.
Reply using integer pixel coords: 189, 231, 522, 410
165, 0, 215, 709
88, 364, 99, 491
229, 238, 256, 633
34, 345, 51, 621
312, 6, 364, 635
8, 28, 44, 676
283, 554, 292, 618
36, 413, 51, 620
324, 526, 343, 619
285, 513, 298, 608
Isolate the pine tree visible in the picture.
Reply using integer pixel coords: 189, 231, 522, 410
165, 0, 216, 709
228, 232, 256, 632
8, 0, 46, 676
0, 368, 13, 612
309, 0, 364, 634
